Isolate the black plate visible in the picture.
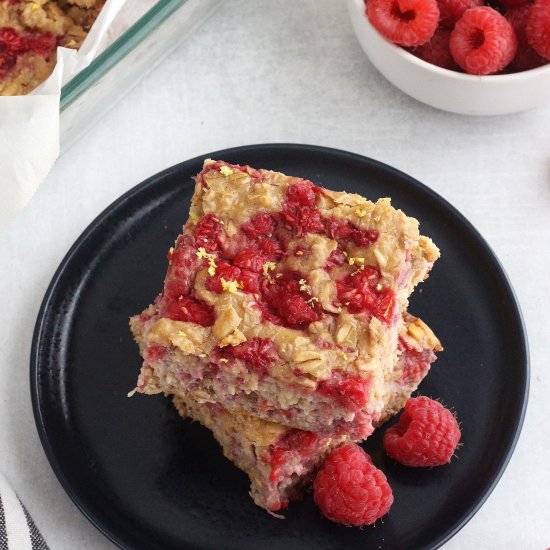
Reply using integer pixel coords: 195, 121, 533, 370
31, 144, 529, 550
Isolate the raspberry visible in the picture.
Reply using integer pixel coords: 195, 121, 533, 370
25, 31, 56, 57
205, 260, 242, 293
216, 337, 278, 375
499, 0, 531, 8
0, 52, 16, 77
314, 443, 393, 526
450, 7, 517, 75
164, 241, 199, 299
259, 273, 321, 329
437, 0, 483, 27
507, 5, 548, 70
325, 248, 346, 269
161, 295, 215, 326
397, 348, 437, 384
233, 247, 265, 272
326, 217, 378, 247
285, 182, 316, 207
367, 0, 440, 47
410, 27, 458, 69
0, 27, 26, 53
241, 212, 276, 239
269, 430, 321, 483
384, 396, 461, 467
317, 373, 370, 412
143, 344, 167, 363
526, 0, 550, 60
194, 213, 225, 252
335, 267, 397, 324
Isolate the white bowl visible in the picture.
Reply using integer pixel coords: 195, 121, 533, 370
347, 0, 550, 115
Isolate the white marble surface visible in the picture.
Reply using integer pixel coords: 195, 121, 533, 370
1, 0, 549, 548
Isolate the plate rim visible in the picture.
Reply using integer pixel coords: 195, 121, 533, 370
30, 143, 530, 550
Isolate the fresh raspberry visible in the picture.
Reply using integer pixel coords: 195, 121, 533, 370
367, 0, 440, 47
194, 213, 225, 252
384, 396, 461, 467
526, 0, 550, 60
335, 266, 397, 324
450, 7, 518, 75
241, 212, 276, 239
317, 373, 370, 411
437, 0, 483, 28
507, 5, 548, 70
410, 26, 458, 69
314, 443, 393, 526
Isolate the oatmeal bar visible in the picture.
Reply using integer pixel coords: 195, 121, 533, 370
172, 395, 346, 513
0, 0, 103, 95
131, 160, 439, 439
163, 313, 441, 512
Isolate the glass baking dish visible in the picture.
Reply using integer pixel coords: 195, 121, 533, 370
60, 0, 223, 151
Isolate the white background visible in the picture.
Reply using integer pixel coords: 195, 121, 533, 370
1, 0, 549, 548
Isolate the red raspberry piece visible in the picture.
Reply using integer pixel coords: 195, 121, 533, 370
0, 52, 16, 77
384, 396, 461, 467
0, 27, 26, 53
216, 337, 279, 375
241, 212, 276, 239
257, 236, 281, 259
526, 0, 550, 60
507, 5, 548, 70
161, 295, 215, 326
437, 0, 483, 27
194, 213, 225, 252
163, 241, 199, 300
25, 31, 56, 57
260, 273, 321, 329
205, 260, 242, 293
143, 344, 167, 363
325, 248, 346, 269
335, 266, 397, 324
317, 373, 370, 412
410, 27, 458, 69
233, 247, 265, 272
450, 7, 517, 75
314, 443, 393, 526
326, 217, 378, 247
285, 181, 316, 207
238, 269, 261, 293
269, 430, 320, 483
367, 0, 440, 47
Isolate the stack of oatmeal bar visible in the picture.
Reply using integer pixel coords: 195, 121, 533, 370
130, 159, 441, 512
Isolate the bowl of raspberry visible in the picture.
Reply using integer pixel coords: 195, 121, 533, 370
347, 0, 550, 114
